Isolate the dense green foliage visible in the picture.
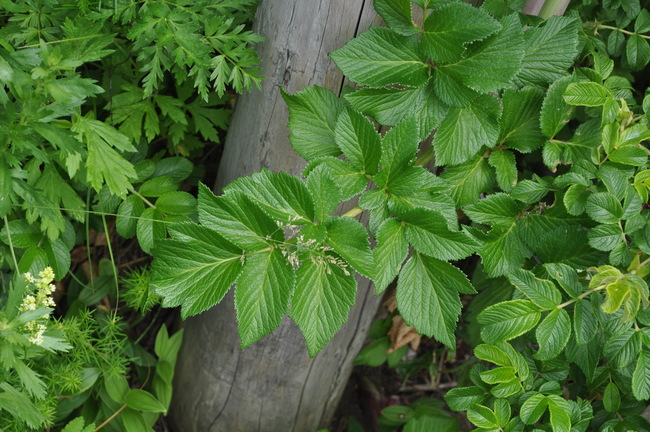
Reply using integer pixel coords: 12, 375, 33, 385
0, 0, 262, 429
150, 0, 650, 430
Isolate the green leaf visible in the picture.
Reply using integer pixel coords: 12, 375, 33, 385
374, 0, 418, 35
540, 76, 575, 139
291, 257, 357, 357
444, 386, 486, 411
547, 396, 571, 432
116, 195, 145, 239
198, 184, 281, 250
307, 165, 342, 222
326, 217, 374, 278
563, 184, 590, 216
535, 308, 571, 361
464, 193, 520, 226
45, 237, 71, 280
61, 417, 94, 432
474, 344, 512, 367
441, 155, 496, 206
124, 389, 167, 413
437, 13, 525, 94
421, 2, 501, 64
564, 82, 612, 107
520, 393, 548, 425
151, 157, 193, 183
335, 108, 382, 175
467, 404, 499, 429
138, 176, 179, 197
152, 223, 243, 319
401, 208, 478, 261
397, 252, 473, 348
235, 249, 294, 348
0, 383, 46, 428
604, 329, 640, 368
508, 269, 562, 310
104, 373, 129, 403
608, 145, 648, 166
329, 27, 429, 87
379, 116, 419, 183
478, 299, 541, 344
478, 224, 531, 277
585, 192, 623, 224
304, 157, 367, 201
573, 299, 598, 345
72, 116, 137, 198
626, 34, 650, 71
498, 87, 545, 153
373, 218, 408, 294
155, 191, 197, 215
603, 381, 621, 413
632, 350, 650, 400
120, 408, 149, 432
516, 16, 579, 86
136, 208, 165, 254
224, 169, 315, 224
480, 366, 516, 384
433, 94, 500, 165
282, 86, 345, 160
588, 224, 623, 252
488, 149, 518, 193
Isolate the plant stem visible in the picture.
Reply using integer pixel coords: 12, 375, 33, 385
557, 285, 606, 309
415, 146, 435, 166
130, 189, 158, 210
341, 206, 364, 218
3, 215, 19, 271
586, 23, 650, 40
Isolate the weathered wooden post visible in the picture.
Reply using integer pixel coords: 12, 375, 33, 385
169, 1, 382, 430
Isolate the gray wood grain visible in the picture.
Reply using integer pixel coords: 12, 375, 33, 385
169, 1, 383, 431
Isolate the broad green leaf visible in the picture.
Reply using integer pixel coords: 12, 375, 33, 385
13, 360, 46, 400
626, 34, 650, 71
609, 145, 648, 166
151, 157, 193, 182
540, 75, 575, 139
372, 218, 408, 294
478, 299, 541, 344
565, 334, 601, 381
564, 82, 612, 107
490, 378, 526, 398
593, 51, 614, 80
282, 86, 345, 160
120, 408, 149, 432
136, 208, 165, 254
198, 184, 281, 250
535, 308, 571, 361
374, 0, 417, 35
379, 116, 419, 182
588, 224, 623, 252
307, 165, 341, 222
156, 191, 197, 215
563, 183, 590, 216
401, 208, 479, 260
474, 344, 512, 367
421, 2, 501, 64
44, 237, 71, 280
235, 249, 294, 348
488, 149, 518, 193
601, 282, 629, 314
335, 108, 381, 175
603, 381, 621, 413
403, 414, 459, 432
508, 269, 562, 310
604, 329, 641, 369
291, 257, 357, 357
432, 66, 481, 107
635, 9, 650, 33
464, 193, 520, 226
444, 386, 486, 411
329, 27, 429, 87
498, 87, 545, 153
573, 300, 598, 345
389, 190, 458, 230
441, 155, 496, 207
61, 417, 94, 432
467, 404, 499, 429
46, 77, 103, 105
225, 169, 315, 223
433, 94, 500, 165
632, 350, 650, 400
124, 389, 166, 413
437, 13, 525, 94
547, 396, 572, 432
116, 195, 145, 239
326, 217, 374, 278
0, 383, 46, 429
152, 223, 243, 319
516, 16, 579, 86
105, 373, 129, 403
397, 253, 473, 347
521, 394, 548, 425
478, 224, 531, 277
138, 176, 179, 197
511, 179, 551, 203
585, 192, 623, 224
493, 399, 511, 428
480, 366, 516, 384
304, 157, 367, 201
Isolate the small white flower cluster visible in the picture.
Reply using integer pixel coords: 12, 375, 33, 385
19, 267, 56, 346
